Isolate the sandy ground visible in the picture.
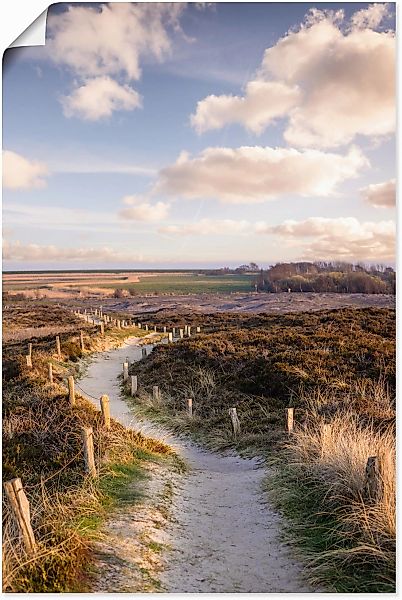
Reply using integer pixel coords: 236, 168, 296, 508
78, 338, 315, 593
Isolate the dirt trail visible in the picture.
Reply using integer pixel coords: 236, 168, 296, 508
78, 338, 314, 593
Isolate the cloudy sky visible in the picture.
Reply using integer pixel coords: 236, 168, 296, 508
2, 2, 396, 270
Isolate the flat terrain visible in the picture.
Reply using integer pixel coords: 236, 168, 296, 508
70, 291, 395, 316
3, 271, 254, 297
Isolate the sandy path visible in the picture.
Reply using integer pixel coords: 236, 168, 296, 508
78, 338, 314, 593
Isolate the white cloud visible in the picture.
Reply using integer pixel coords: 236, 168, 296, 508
119, 195, 170, 221
47, 3, 185, 119
191, 81, 300, 135
156, 145, 368, 204
158, 218, 251, 235
2, 239, 142, 263
61, 77, 141, 120
360, 178, 396, 208
3, 150, 49, 190
47, 3, 184, 80
260, 216, 395, 261
191, 6, 395, 148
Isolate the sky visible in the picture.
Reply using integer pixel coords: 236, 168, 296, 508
2, 2, 396, 270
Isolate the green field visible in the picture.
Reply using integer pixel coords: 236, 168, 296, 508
99, 273, 255, 294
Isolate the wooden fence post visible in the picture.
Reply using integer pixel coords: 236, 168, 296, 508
145, 324, 149, 331
364, 456, 382, 502
28, 343, 33, 357
321, 423, 332, 457
100, 323, 105, 336
48, 363, 53, 384
131, 375, 138, 396
179, 329, 184, 339
26, 355, 32, 368
229, 407, 240, 438
123, 362, 129, 382
286, 408, 294, 433
138, 323, 142, 329
142, 348, 147, 357
172, 327, 176, 337
81, 427, 97, 477
163, 326, 167, 333
187, 398, 193, 417
153, 386, 160, 401
187, 326, 191, 337
80, 330, 85, 352
68, 376, 76, 406
3, 478, 36, 554
168, 332, 173, 343
56, 335, 61, 358
196, 326, 201, 333
100, 395, 111, 430
154, 325, 157, 332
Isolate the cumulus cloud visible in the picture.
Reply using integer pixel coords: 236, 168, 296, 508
360, 178, 396, 208
191, 81, 300, 134
3, 150, 49, 190
158, 219, 251, 235
61, 77, 141, 120
259, 216, 395, 261
2, 239, 141, 263
119, 195, 170, 221
191, 5, 395, 148
156, 145, 368, 204
47, 3, 185, 119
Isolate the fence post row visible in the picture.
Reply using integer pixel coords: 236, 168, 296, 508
229, 407, 240, 438
81, 426, 97, 477
56, 335, 61, 358
3, 478, 36, 555
286, 408, 294, 433
68, 376, 76, 406
100, 394, 111, 430
364, 456, 382, 502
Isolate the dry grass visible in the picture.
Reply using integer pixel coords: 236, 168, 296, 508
267, 381, 395, 592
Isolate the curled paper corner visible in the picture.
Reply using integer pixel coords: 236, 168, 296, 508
9, 8, 48, 48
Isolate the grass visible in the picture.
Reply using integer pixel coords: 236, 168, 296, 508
100, 273, 254, 294
2, 304, 174, 593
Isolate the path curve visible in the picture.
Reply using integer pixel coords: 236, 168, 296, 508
79, 337, 314, 593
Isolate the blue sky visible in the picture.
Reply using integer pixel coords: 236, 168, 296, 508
2, 2, 396, 269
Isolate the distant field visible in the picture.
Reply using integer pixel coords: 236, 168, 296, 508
2, 271, 255, 297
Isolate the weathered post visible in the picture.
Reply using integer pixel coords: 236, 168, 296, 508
229, 407, 240, 438
131, 375, 138, 396
26, 355, 32, 368
179, 329, 184, 339
187, 398, 193, 417
100, 394, 111, 430
138, 322, 142, 329
163, 326, 167, 333
286, 408, 294, 433
117, 320, 121, 329
168, 332, 173, 343
196, 326, 201, 333
145, 324, 149, 331
81, 426, 97, 477
3, 478, 36, 554
187, 326, 191, 337
68, 376, 75, 406
364, 456, 382, 502
153, 386, 160, 401
184, 325, 188, 335
48, 363, 53, 384
123, 362, 129, 382
28, 343, 33, 357
142, 347, 147, 357
80, 330, 85, 352
172, 327, 176, 337
100, 323, 105, 336
154, 325, 157, 332
56, 335, 61, 358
